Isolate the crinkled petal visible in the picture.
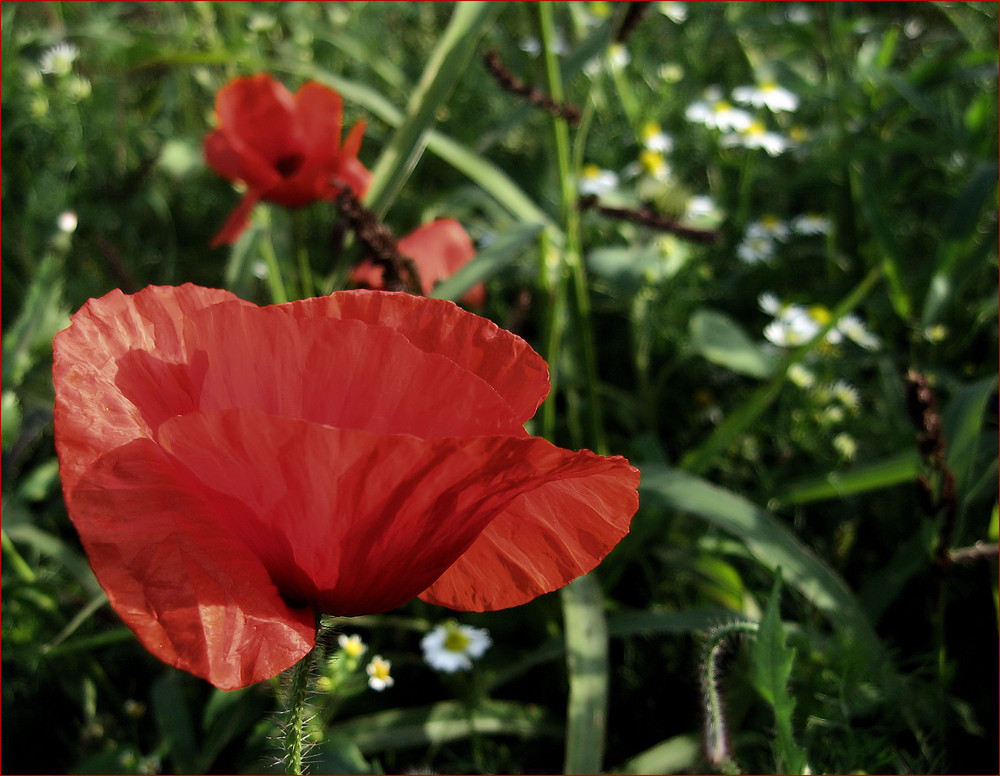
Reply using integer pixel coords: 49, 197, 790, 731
419, 453, 640, 611
180, 301, 523, 437
53, 285, 244, 495
69, 437, 315, 690
154, 409, 614, 615
286, 291, 549, 424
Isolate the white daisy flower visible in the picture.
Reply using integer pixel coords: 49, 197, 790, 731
721, 120, 792, 155
732, 81, 800, 113
421, 621, 492, 673
39, 42, 79, 76
685, 195, 720, 222
657, 2, 688, 23
686, 91, 754, 132
737, 234, 776, 265
791, 213, 832, 235
640, 121, 674, 153
578, 164, 619, 196
366, 655, 394, 691
747, 215, 791, 242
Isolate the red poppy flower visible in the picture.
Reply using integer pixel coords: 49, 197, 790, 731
53, 285, 639, 690
205, 74, 372, 247
351, 219, 486, 307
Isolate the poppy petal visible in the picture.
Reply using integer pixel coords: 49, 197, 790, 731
397, 219, 484, 306
288, 291, 549, 424
155, 408, 634, 616
204, 129, 277, 192
180, 301, 524, 437
210, 189, 265, 248
294, 82, 344, 159
53, 284, 243, 494
70, 437, 315, 690
215, 74, 298, 169
419, 453, 640, 611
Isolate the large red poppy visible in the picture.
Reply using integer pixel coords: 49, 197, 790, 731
53, 285, 639, 690
351, 219, 486, 307
205, 74, 372, 247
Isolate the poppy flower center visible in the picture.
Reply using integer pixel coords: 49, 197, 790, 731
274, 153, 305, 177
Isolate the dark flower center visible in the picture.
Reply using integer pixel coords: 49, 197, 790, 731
274, 153, 304, 177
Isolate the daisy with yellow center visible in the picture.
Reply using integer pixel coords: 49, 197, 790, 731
366, 655, 394, 691
421, 620, 492, 673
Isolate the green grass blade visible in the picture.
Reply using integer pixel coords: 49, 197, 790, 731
561, 574, 610, 775
327, 699, 557, 753
942, 374, 999, 505
639, 464, 879, 649
430, 221, 544, 301
363, 2, 501, 217
776, 450, 921, 505
611, 733, 702, 774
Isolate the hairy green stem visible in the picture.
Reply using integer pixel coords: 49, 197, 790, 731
283, 647, 315, 776
701, 620, 758, 772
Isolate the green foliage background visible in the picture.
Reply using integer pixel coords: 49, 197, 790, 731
2, 2, 997, 774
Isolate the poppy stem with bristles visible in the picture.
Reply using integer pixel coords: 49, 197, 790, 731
283, 646, 315, 776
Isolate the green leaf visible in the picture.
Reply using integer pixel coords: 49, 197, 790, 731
639, 465, 879, 651
429, 222, 544, 302
2, 252, 69, 387
689, 308, 777, 379
327, 699, 557, 753
363, 2, 501, 217
152, 673, 200, 775
776, 450, 921, 505
942, 374, 999, 508
750, 576, 808, 774
561, 574, 610, 775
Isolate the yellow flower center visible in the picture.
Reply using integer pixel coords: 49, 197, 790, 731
582, 163, 602, 179
341, 635, 365, 658
745, 120, 766, 136
640, 149, 665, 175
369, 657, 391, 682
443, 624, 472, 652
713, 100, 733, 113
808, 305, 832, 325
641, 121, 662, 141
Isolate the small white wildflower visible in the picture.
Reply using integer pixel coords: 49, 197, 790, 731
607, 43, 631, 70
65, 75, 92, 102
832, 432, 858, 461
251, 260, 269, 279
366, 655, 394, 691
638, 149, 671, 181
791, 213, 831, 235
640, 121, 674, 153
737, 234, 776, 265
787, 362, 816, 388
57, 210, 78, 233
732, 81, 800, 113
39, 42, 79, 76
657, 1, 688, 23
421, 621, 492, 673
686, 94, 754, 132
837, 313, 880, 350
685, 195, 719, 222
828, 379, 861, 411
764, 305, 821, 347
337, 633, 367, 659
747, 215, 791, 242
721, 120, 792, 155
786, 4, 813, 24
578, 164, 619, 196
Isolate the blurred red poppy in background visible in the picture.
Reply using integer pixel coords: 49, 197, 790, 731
205, 74, 372, 247
53, 285, 639, 690
351, 219, 486, 307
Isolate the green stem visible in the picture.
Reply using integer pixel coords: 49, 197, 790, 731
538, 1, 606, 454
258, 220, 290, 304
701, 619, 758, 772
283, 647, 315, 776
293, 212, 315, 299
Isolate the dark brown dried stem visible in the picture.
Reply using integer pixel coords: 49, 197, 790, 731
615, 1, 650, 43
483, 49, 582, 127
334, 190, 422, 295
578, 195, 721, 245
